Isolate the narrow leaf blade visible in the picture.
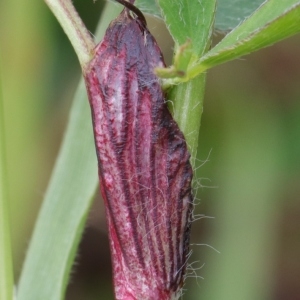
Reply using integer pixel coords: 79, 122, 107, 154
17, 3, 122, 300
0, 54, 14, 300
17, 79, 98, 300
198, 0, 300, 72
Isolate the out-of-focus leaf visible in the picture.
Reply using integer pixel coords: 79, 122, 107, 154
189, 0, 300, 77
216, 0, 264, 30
109, 0, 161, 19
17, 3, 121, 300
196, 78, 283, 300
0, 56, 14, 300
135, 0, 161, 18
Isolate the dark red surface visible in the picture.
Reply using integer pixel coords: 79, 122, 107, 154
84, 7, 193, 300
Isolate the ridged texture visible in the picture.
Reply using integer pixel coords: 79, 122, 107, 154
84, 9, 193, 300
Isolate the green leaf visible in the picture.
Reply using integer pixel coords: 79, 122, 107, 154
17, 81, 98, 300
0, 55, 14, 300
189, 0, 300, 77
133, 0, 266, 32
125, 0, 287, 34
17, 3, 121, 300
135, 0, 161, 19
157, 0, 216, 57
216, 0, 264, 30
155, 0, 215, 165
108, 0, 161, 19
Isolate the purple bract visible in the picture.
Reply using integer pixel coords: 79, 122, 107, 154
84, 6, 193, 300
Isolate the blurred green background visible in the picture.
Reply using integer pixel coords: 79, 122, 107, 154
1, 0, 300, 299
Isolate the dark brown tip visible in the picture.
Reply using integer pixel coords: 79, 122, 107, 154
114, 0, 147, 27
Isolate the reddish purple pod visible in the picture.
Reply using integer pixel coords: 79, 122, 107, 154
84, 2, 193, 299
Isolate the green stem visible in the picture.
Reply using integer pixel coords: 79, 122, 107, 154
0, 57, 14, 300
169, 73, 206, 169
44, 0, 95, 67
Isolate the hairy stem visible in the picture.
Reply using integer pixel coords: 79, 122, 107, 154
169, 73, 206, 169
44, 0, 95, 67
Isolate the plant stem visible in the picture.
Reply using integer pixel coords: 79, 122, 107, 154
169, 73, 206, 169
44, 0, 95, 68
0, 57, 14, 300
